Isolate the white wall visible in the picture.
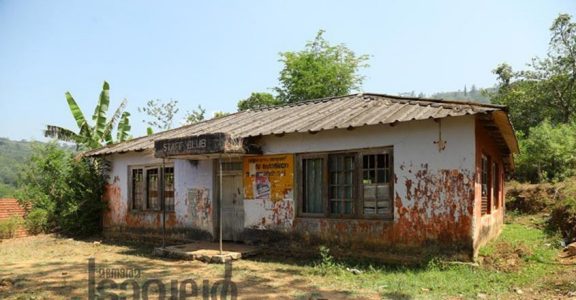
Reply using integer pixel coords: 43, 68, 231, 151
106, 151, 214, 234
243, 116, 476, 229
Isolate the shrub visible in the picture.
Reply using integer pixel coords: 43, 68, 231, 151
24, 208, 49, 235
0, 216, 22, 239
548, 197, 576, 242
514, 121, 576, 183
17, 143, 107, 237
505, 182, 557, 214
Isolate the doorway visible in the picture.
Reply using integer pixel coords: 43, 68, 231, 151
220, 162, 244, 242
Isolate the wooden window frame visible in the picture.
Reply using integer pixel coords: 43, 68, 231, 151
297, 153, 328, 217
493, 162, 501, 210
360, 149, 394, 219
296, 147, 394, 220
481, 154, 491, 215
328, 152, 357, 217
128, 164, 175, 213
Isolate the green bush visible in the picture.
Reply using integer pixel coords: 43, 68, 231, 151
514, 121, 576, 183
548, 197, 576, 242
17, 143, 107, 237
0, 216, 22, 238
24, 208, 49, 235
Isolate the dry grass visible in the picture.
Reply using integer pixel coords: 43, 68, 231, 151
0, 215, 574, 299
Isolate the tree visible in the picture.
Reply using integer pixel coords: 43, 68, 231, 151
490, 14, 576, 135
17, 143, 106, 236
237, 92, 282, 111
275, 30, 369, 103
44, 81, 131, 150
213, 111, 230, 119
138, 99, 179, 131
184, 105, 206, 124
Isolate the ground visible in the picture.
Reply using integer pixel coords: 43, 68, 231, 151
0, 214, 575, 299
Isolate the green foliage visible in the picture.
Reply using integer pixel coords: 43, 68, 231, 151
430, 85, 492, 103
514, 121, 576, 182
24, 208, 49, 235
16, 143, 106, 237
0, 138, 75, 197
313, 246, 344, 276
490, 14, 576, 135
138, 99, 179, 131
44, 81, 132, 150
212, 111, 230, 119
275, 30, 369, 103
547, 179, 576, 241
185, 105, 206, 124
237, 92, 283, 111
0, 216, 22, 239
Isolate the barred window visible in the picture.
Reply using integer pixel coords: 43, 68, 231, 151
130, 165, 175, 212
481, 155, 491, 215
362, 152, 392, 216
164, 167, 175, 211
298, 148, 393, 219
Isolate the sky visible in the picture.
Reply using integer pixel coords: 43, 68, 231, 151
0, 0, 574, 141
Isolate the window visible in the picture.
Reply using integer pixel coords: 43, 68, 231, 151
130, 165, 175, 212
329, 154, 355, 215
131, 169, 144, 210
362, 152, 392, 216
298, 148, 393, 219
164, 167, 175, 211
481, 155, 491, 215
493, 163, 500, 209
302, 158, 324, 214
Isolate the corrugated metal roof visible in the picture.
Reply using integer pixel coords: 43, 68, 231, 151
84, 93, 506, 157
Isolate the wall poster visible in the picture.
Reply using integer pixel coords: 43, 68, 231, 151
243, 155, 294, 202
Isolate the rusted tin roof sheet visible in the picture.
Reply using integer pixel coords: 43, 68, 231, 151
84, 93, 506, 157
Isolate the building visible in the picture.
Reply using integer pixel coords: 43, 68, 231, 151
85, 93, 518, 258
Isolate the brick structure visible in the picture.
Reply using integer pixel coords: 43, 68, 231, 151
0, 198, 28, 238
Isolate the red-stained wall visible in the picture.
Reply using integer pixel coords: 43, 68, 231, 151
473, 117, 506, 255
0, 198, 28, 238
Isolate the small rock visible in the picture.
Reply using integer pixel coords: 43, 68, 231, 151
514, 288, 523, 295
564, 242, 576, 257
477, 293, 487, 299
93, 241, 101, 246
421, 288, 430, 292
346, 268, 362, 275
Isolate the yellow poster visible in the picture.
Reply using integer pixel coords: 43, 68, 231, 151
243, 155, 294, 202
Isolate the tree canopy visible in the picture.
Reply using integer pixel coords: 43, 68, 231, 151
490, 13, 576, 135
138, 99, 179, 131
237, 30, 369, 110
276, 30, 370, 103
237, 92, 282, 111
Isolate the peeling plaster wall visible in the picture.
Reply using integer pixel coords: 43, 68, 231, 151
102, 151, 214, 240
254, 116, 477, 250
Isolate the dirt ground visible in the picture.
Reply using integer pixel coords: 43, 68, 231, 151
0, 234, 377, 299
0, 232, 575, 299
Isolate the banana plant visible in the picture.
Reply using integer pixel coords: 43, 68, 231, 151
44, 81, 132, 150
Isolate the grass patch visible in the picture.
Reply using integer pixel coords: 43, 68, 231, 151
0, 217, 569, 299
304, 220, 563, 299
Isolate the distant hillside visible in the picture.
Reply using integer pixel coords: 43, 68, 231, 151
400, 85, 496, 104
0, 138, 74, 197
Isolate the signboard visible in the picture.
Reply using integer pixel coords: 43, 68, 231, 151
154, 133, 227, 157
243, 155, 294, 202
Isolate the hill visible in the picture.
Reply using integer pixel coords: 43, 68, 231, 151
399, 85, 495, 104
0, 138, 74, 197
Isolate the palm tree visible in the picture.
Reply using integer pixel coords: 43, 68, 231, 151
44, 81, 131, 150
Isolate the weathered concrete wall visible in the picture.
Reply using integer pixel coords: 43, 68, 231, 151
473, 118, 505, 255
102, 151, 215, 241
250, 116, 477, 252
